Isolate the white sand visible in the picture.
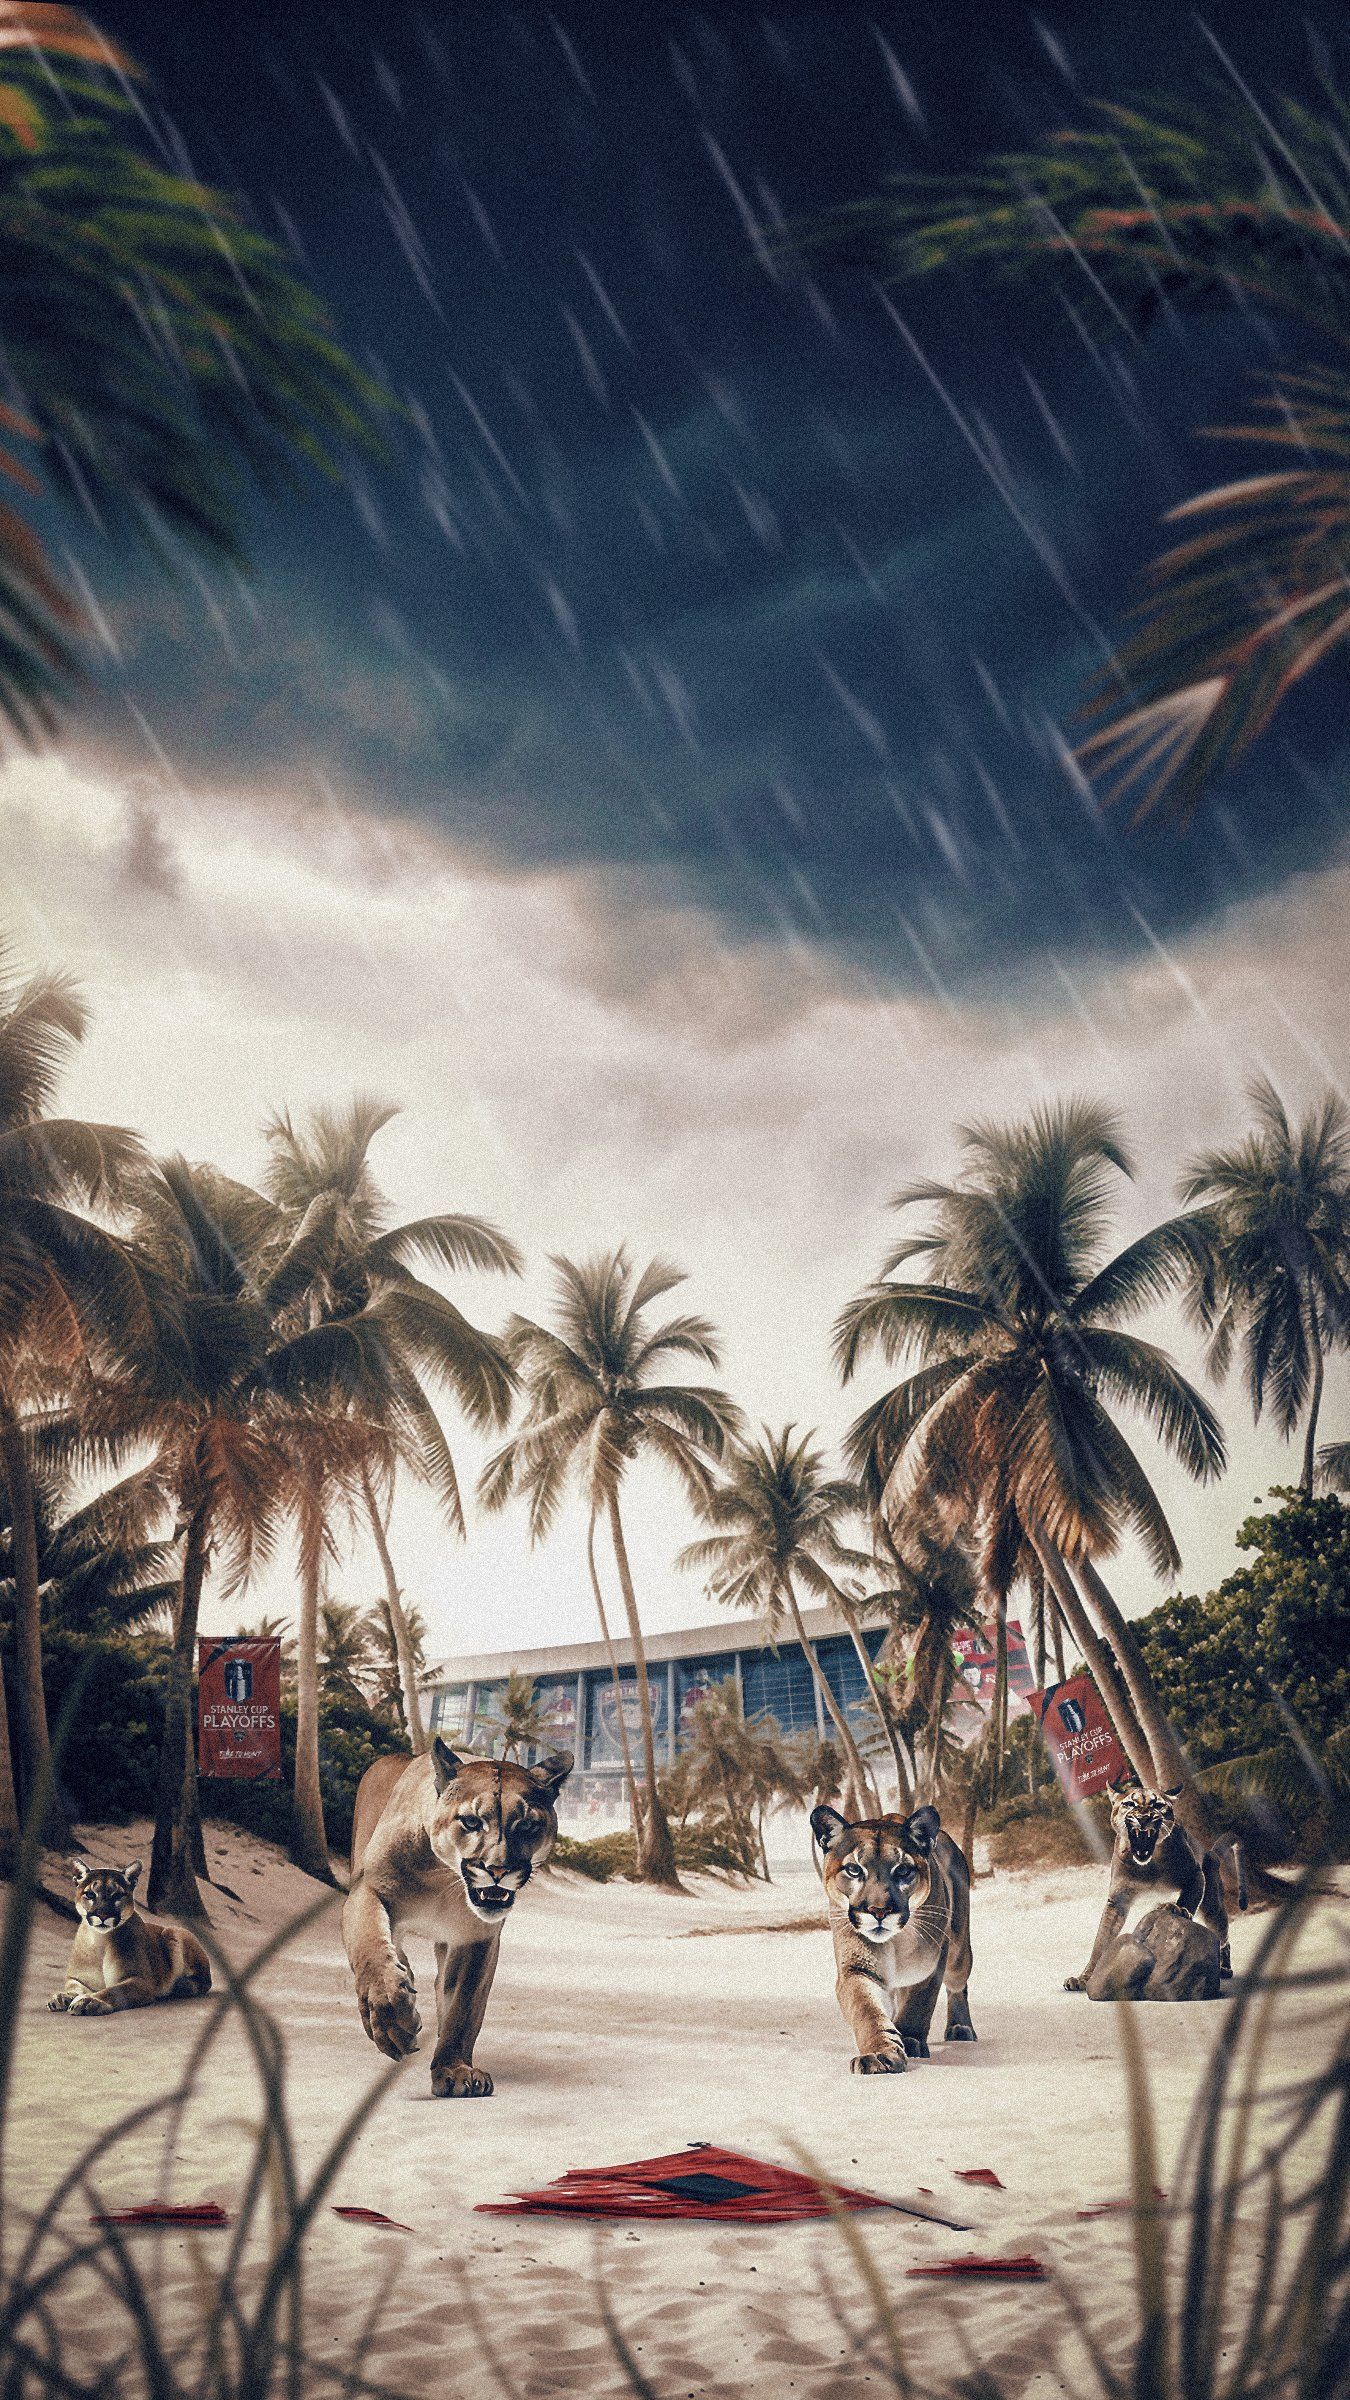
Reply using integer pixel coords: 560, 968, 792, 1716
7, 1822, 1333, 2397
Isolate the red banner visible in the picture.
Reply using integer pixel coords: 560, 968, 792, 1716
1027, 1674, 1128, 1803
197, 1638, 282, 1781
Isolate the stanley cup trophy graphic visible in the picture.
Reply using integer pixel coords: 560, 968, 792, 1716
224, 1658, 253, 1705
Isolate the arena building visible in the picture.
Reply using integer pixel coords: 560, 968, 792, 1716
424, 1604, 891, 1827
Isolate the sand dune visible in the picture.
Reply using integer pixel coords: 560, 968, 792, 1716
8, 1822, 1333, 2397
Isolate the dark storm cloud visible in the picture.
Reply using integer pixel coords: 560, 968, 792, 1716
84, 0, 1350, 993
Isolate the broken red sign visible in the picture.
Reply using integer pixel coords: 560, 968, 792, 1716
908, 2254, 1047, 2283
955, 2167, 1005, 2189
1027, 1674, 1129, 1803
479, 2143, 929, 2225
198, 1637, 282, 1781
91, 2204, 230, 2228
333, 2207, 414, 2232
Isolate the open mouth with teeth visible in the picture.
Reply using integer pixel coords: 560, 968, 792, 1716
462, 1876, 515, 1918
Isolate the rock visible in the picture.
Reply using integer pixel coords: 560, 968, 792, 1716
1085, 1904, 1222, 2003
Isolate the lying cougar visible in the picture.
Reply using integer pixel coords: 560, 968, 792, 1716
49, 1862, 212, 2016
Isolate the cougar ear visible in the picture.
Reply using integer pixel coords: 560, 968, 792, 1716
70, 1860, 89, 1887
431, 1738, 464, 1794
810, 1805, 849, 1854
902, 1805, 941, 1855
1163, 1786, 1185, 1802
123, 1861, 142, 1889
530, 1750, 574, 1801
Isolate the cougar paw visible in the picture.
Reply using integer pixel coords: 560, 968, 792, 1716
900, 2032, 930, 2059
67, 1993, 111, 2016
852, 2047, 906, 2075
357, 1966, 420, 2059
1064, 1975, 1087, 1994
945, 2021, 978, 2042
48, 1991, 73, 2012
431, 2061, 494, 2098
1219, 1950, 1233, 1980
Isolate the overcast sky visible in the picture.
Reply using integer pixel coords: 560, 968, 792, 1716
4, 1, 1348, 1663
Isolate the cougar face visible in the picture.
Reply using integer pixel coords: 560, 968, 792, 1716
71, 1861, 140, 1931
811, 1805, 941, 1945
428, 1740, 573, 1927
1110, 1786, 1181, 1867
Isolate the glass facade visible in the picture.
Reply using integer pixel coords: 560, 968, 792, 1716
740, 1643, 819, 1736
431, 1624, 891, 1774
584, 1666, 670, 1770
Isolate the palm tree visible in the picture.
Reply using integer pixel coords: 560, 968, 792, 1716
317, 1597, 375, 1710
0, 1452, 173, 1858
0, 953, 145, 1827
1179, 1079, 1350, 1496
483, 1671, 554, 1763
668, 1677, 800, 1880
834, 1100, 1226, 1832
0, 8, 388, 736
84, 1158, 405, 1919
479, 1249, 742, 1889
1, 1458, 177, 1640
261, 1097, 520, 1758
819, 86, 1350, 818
679, 1426, 879, 1814
363, 1594, 427, 1731
870, 1504, 984, 1803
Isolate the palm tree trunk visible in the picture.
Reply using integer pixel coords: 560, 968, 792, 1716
605, 1492, 681, 1889
360, 1468, 426, 1752
1029, 1529, 1155, 1787
780, 1578, 876, 1816
586, 1511, 643, 1839
0, 1652, 19, 1874
990, 1592, 1009, 1796
0, 1399, 67, 1844
183, 1689, 208, 1879
1301, 1307, 1325, 1498
292, 1530, 336, 1885
834, 1586, 912, 1807
1074, 1556, 1223, 1858
1050, 1591, 1067, 1684
1030, 1561, 1047, 1689
149, 1503, 211, 1921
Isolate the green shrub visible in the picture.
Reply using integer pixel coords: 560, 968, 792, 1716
552, 1825, 748, 1883
22, 1635, 407, 1854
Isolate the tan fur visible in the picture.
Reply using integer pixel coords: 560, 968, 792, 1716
49, 1863, 211, 2017
1065, 1784, 1237, 1992
343, 1737, 572, 2097
811, 1803, 976, 2074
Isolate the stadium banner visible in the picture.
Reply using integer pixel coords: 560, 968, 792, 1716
198, 1637, 282, 1781
952, 1618, 1036, 1716
1027, 1674, 1128, 1803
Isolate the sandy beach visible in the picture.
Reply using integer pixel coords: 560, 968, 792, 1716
8, 1824, 1332, 2399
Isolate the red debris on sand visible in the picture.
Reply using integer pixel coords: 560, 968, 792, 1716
91, 2204, 229, 2228
333, 2208, 414, 2232
1076, 2189, 1166, 2221
479, 2144, 901, 2225
955, 2169, 1005, 2189
908, 2254, 1047, 2282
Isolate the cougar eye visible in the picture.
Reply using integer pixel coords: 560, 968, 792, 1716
842, 1862, 864, 1881
458, 1814, 483, 1834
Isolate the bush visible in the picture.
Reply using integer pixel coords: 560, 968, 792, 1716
551, 1825, 749, 1883
1138, 1490, 1350, 1764
18, 1635, 408, 1855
